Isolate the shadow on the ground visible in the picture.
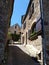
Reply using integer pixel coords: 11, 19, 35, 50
7, 46, 40, 65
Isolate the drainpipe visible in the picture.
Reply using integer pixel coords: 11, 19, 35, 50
40, 0, 46, 65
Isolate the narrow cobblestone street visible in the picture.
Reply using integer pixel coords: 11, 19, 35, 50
7, 46, 40, 65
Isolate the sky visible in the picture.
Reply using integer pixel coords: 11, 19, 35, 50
11, 0, 29, 26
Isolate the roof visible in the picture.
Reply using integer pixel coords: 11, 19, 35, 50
21, 0, 33, 23
21, 15, 25, 23
10, 0, 14, 18
10, 23, 21, 29
9, 0, 14, 27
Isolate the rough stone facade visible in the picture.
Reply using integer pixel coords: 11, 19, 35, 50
0, 0, 14, 64
8, 24, 21, 35
21, 0, 49, 65
43, 0, 49, 65
21, 0, 42, 63
8, 24, 21, 42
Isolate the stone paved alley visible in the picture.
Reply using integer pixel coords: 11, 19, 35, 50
7, 45, 40, 65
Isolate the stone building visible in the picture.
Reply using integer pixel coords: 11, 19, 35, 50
21, 0, 49, 65
21, 0, 42, 63
0, 0, 14, 64
8, 24, 21, 35
8, 24, 21, 42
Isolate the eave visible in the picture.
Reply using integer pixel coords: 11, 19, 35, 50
8, 0, 14, 27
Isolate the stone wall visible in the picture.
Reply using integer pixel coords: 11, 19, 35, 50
0, 0, 13, 64
21, 0, 49, 64
21, 0, 42, 58
43, 0, 49, 65
8, 24, 21, 34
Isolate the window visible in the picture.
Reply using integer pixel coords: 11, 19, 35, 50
31, 22, 36, 32
31, 18, 42, 36
38, 53, 41, 60
29, 3, 34, 19
15, 26, 17, 29
22, 36, 24, 43
35, 20, 41, 32
28, 17, 42, 40
31, 3, 34, 13
23, 22, 26, 29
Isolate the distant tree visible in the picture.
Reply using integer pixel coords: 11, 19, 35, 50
7, 32, 12, 40
11, 33, 20, 41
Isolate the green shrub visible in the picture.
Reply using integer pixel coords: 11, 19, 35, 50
11, 33, 20, 41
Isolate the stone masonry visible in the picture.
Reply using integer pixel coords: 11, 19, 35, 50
8, 24, 21, 35
21, 0, 49, 65
21, 0, 42, 63
0, 0, 14, 64
43, 0, 49, 65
